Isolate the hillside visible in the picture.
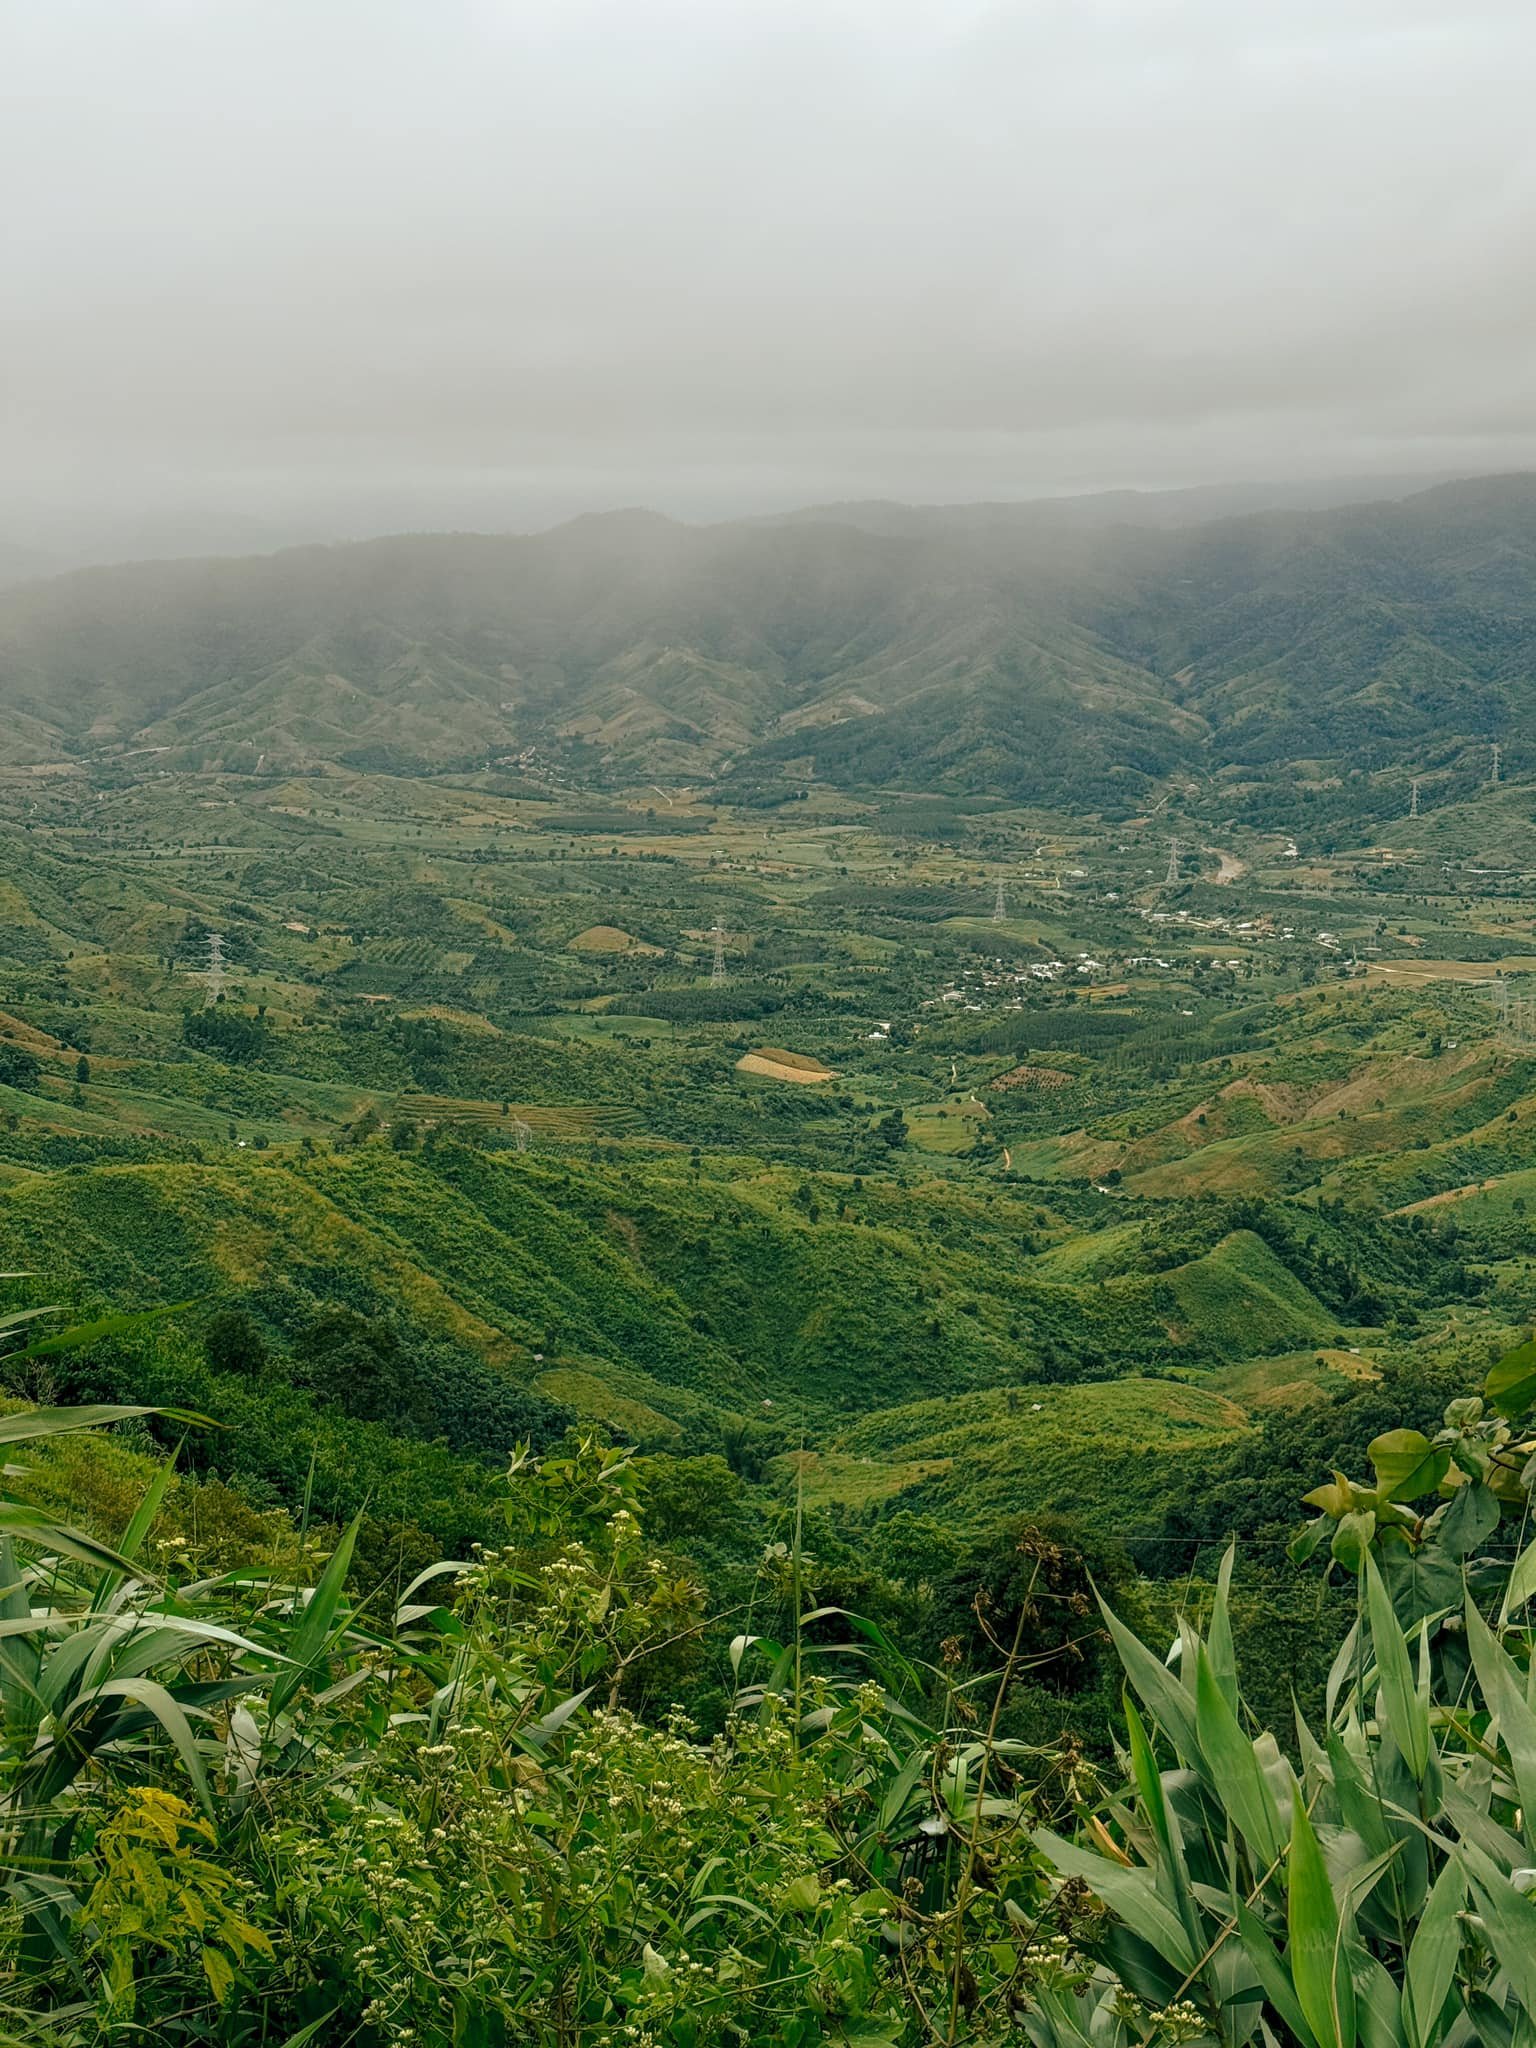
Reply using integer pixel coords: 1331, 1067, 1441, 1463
2, 476, 1535, 804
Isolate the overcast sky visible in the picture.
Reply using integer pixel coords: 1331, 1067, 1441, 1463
4, 0, 1535, 559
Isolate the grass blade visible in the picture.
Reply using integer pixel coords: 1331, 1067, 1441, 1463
1287, 1787, 1357, 2048
1404, 1857, 1464, 2048
1365, 1551, 1430, 1783
267, 1510, 361, 1720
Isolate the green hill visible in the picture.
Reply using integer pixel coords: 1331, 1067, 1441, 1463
5, 476, 1536, 803
790, 1378, 1251, 1525
0, 1147, 1348, 1439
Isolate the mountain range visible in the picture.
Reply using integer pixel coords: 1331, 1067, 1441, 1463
1, 472, 1533, 801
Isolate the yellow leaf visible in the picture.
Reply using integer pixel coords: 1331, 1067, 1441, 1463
203, 1946, 234, 2003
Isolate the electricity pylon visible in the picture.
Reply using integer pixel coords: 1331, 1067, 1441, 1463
203, 932, 226, 1008
992, 878, 1006, 922
709, 924, 727, 987
1409, 778, 1420, 818
1165, 838, 1181, 886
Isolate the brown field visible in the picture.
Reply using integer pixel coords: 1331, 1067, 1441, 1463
1396, 1178, 1506, 1214
735, 1048, 835, 1084
0, 1009, 66, 1053
1365, 957, 1536, 985
568, 925, 661, 955
991, 1063, 1072, 1092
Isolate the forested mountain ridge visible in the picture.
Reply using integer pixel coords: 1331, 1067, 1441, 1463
1, 474, 1533, 797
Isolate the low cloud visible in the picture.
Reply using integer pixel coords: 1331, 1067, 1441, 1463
5, 0, 1534, 557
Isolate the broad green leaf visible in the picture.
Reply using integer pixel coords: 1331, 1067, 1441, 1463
66, 1676, 213, 1815
1124, 1691, 1176, 1864
1208, 1543, 1238, 1711
1365, 1552, 1430, 1783
1326, 1732, 1391, 1855
19, 1305, 192, 1360
1236, 1899, 1319, 2048
518, 1685, 593, 1752
1463, 1596, 1536, 1832
1288, 1788, 1357, 2048
267, 1512, 361, 1720
1194, 1643, 1287, 1867
1097, 1594, 1200, 1769
0, 1531, 45, 1746
393, 1558, 470, 1625
1305, 1474, 1358, 1518
90, 1446, 179, 1612
204, 1946, 233, 2002
1033, 1827, 1200, 1974
0, 1505, 135, 1577
1459, 1842, 1536, 2016
1436, 1778, 1525, 1874
1352, 1952, 1403, 2048
1378, 1543, 1463, 1634
0, 1404, 172, 1447
1500, 1530, 1536, 1623
1370, 1431, 1451, 1503
877, 1744, 928, 1830
681, 1894, 773, 1932
1404, 1858, 1464, 2048
1124, 1692, 1203, 1961
277, 2014, 340, 2048
1438, 1481, 1498, 1563
1327, 1618, 1362, 1728
1486, 1337, 1536, 1421
1333, 1512, 1378, 1573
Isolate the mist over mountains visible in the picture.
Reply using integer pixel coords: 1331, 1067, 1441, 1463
1, 472, 1531, 805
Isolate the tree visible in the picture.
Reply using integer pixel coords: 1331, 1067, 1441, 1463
293, 1310, 419, 1428
75, 1054, 91, 1084
182, 1009, 268, 1066
0, 1044, 41, 1092
204, 1309, 268, 1378
875, 1107, 908, 1150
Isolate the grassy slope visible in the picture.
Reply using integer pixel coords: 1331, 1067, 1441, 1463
789, 1379, 1250, 1525
0, 1141, 1342, 1436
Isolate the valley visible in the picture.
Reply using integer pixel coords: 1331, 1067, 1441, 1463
5, 492, 1536, 2043
3, 717, 1532, 1584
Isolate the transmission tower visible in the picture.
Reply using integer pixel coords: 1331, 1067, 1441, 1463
1491, 743, 1502, 787
1165, 837, 1181, 887
1409, 778, 1420, 819
203, 932, 226, 1008
709, 923, 727, 988
1491, 979, 1511, 1027
509, 1116, 532, 1154
992, 877, 1006, 923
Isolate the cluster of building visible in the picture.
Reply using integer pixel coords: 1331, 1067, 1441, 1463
1140, 907, 1297, 942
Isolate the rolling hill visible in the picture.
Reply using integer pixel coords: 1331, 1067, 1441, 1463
1, 476, 1534, 799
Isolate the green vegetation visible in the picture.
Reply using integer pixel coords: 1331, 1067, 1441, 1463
3, 1322, 1536, 2044
2, 478, 1536, 807
6, 492, 1536, 2033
